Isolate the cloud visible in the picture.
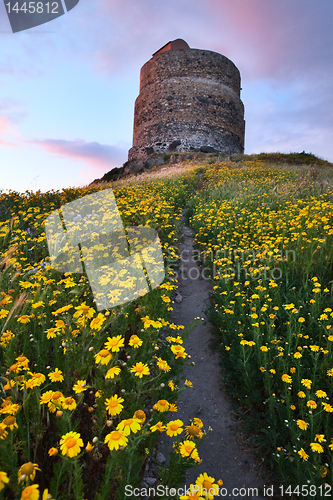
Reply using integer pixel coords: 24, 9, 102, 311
205, 0, 333, 82
0, 99, 24, 146
31, 138, 128, 173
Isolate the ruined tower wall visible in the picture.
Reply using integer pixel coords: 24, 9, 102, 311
128, 47, 245, 160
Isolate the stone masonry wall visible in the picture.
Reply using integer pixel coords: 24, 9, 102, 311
128, 48, 245, 160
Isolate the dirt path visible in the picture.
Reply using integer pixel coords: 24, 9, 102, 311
172, 222, 267, 499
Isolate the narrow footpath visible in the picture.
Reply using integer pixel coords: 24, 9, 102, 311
172, 222, 266, 499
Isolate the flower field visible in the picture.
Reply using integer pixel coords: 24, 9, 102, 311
1, 156, 333, 498
0, 173, 209, 500
188, 161, 333, 487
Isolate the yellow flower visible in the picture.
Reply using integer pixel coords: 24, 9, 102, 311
301, 379, 312, 389
310, 442, 324, 453
45, 328, 59, 339
133, 410, 146, 424
322, 402, 333, 412
179, 484, 205, 500
260, 346, 268, 352
179, 440, 199, 459
31, 301, 44, 309
117, 418, 141, 436
153, 399, 170, 412
104, 430, 128, 450
128, 335, 143, 348
0, 403, 20, 415
315, 390, 327, 398
170, 344, 187, 359
105, 395, 124, 416
130, 362, 150, 378
48, 368, 64, 383
169, 403, 178, 412
72, 380, 87, 394
166, 419, 184, 437
42, 489, 54, 500
3, 415, 18, 430
0, 424, 8, 440
294, 352, 302, 359
90, 313, 106, 331
44, 391, 64, 413
73, 302, 94, 319
21, 484, 39, 500
327, 368, 333, 376
150, 421, 166, 432
296, 420, 308, 430
86, 442, 94, 452
185, 425, 203, 439
168, 380, 177, 391
298, 391, 306, 398
195, 472, 219, 500
94, 349, 112, 365
193, 418, 203, 428
281, 374, 292, 384
17, 315, 31, 324
60, 431, 83, 458
310, 345, 319, 352
104, 335, 124, 352
18, 462, 41, 483
157, 358, 171, 372
184, 380, 193, 387
48, 447, 58, 456
0, 471, 9, 491
105, 367, 121, 379
315, 434, 325, 443
62, 397, 77, 411
298, 448, 309, 461
306, 400, 317, 409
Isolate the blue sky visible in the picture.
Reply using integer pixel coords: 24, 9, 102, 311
0, 0, 332, 193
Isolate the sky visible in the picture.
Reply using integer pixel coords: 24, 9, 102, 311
0, 0, 332, 193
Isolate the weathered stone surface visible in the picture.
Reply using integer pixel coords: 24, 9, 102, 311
128, 41, 245, 160
143, 157, 164, 169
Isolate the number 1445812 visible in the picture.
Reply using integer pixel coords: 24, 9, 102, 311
6, 2, 59, 14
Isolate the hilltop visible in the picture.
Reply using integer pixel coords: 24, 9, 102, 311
91, 151, 333, 185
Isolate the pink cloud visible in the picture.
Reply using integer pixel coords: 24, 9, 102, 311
32, 138, 128, 173
205, 0, 333, 81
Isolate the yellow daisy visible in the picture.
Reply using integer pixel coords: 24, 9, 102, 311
94, 349, 112, 365
105, 395, 124, 416
104, 430, 128, 450
130, 362, 150, 378
104, 335, 124, 352
166, 419, 184, 437
18, 462, 41, 483
60, 431, 83, 458
105, 367, 121, 379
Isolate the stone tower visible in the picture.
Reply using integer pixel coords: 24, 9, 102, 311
128, 39, 245, 160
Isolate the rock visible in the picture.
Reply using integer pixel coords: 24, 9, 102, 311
145, 147, 155, 155
144, 157, 165, 169
156, 452, 165, 464
167, 140, 181, 152
200, 146, 217, 153
175, 293, 183, 303
145, 477, 156, 486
